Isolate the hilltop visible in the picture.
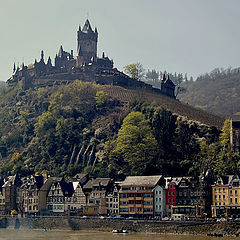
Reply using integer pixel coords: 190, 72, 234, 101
178, 68, 240, 118
0, 81, 226, 179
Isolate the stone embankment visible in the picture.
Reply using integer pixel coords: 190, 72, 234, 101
1, 217, 240, 236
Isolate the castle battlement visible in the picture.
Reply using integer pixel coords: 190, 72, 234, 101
7, 19, 175, 99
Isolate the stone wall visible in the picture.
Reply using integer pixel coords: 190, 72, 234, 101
2, 217, 240, 236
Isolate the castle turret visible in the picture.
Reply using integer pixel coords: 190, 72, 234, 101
58, 46, 64, 58
77, 19, 98, 64
13, 63, 16, 73
47, 56, 52, 66
161, 74, 176, 98
41, 50, 44, 62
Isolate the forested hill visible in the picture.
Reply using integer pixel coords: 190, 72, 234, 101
178, 68, 240, 118
0, 81, 228, 180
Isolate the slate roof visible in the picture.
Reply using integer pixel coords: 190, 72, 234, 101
39, 177, 63, 192
82, 19, 93, 33
84, 178, 111, 189
120, 175, 163, 187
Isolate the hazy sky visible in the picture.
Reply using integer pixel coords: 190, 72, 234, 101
1, 0, 240, 81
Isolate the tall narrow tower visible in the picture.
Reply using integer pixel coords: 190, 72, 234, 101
77, 19, 98, 64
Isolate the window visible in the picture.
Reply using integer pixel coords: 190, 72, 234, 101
230, 198, 233, 203
230, 190, 233, 195
219, 195, 221, 200
172, 192, 175, 196
235, 190, 238, 195
168, 199, 171, 203
144, 208, 152, 212
235, 198, 238, 204
121, 194, 128, 198
214, 188, 217, 192
120, 208, 128, 212
120, 201, 128, 205
219, 188, 221, 193
223, 195, 225, 200
130, 207, 134, 212
137, 207, 142, 212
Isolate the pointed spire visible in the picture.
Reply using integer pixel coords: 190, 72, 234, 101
78, 24, 81, 31
47, 56, 52, 66
13, 63, 16, 73
102, 52, 105, 58
58, 45, 64, 57
95, 27, 98, 33
41, 50, 44, 62
162, 73, 166, 82
34, 59, 37, 64
82, 19, 93, 33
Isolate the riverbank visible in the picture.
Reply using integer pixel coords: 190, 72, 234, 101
1, 217, 240, 237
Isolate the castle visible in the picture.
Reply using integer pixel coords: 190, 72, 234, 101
7, 19, 175, 98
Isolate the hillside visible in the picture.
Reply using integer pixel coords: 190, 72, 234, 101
0, 81, 228, 179
0, 81, 6, 89
178, 68, 240, 118
102, 85, 224, 128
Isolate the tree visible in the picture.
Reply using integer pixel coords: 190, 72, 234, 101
146, 69, 159, 82
124, 63, 145, 80
113, 111, 157, 175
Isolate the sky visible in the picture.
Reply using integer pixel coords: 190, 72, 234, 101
1, 0, 240, 81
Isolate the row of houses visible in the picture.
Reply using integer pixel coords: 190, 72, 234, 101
0, 171, 217, 219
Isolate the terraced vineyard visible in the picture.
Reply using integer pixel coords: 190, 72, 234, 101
102, 85, 224, 128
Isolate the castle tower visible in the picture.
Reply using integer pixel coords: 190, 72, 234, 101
77, 19, 98, 64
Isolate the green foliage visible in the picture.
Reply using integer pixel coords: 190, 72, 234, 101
124, 63, 145, 80
95, 90, 109, 106
114, 111, 157, 175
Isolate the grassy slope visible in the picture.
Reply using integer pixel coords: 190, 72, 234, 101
102, 85, 224, 128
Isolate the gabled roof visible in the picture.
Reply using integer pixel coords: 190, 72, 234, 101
40, 177, 63, 192
2, 175, 21, 187
84, 178, 111, 189
120, 175, 163, 187
215, 175, 234, 185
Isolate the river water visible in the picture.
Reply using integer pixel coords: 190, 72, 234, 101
0, 229, 237, 240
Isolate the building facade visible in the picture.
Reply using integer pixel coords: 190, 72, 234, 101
119, 175, 165, 218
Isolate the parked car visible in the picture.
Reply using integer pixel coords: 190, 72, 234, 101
216, 217, 227, 222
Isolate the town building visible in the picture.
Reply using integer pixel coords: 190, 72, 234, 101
212, 174, 240, 218
19, 175, 44, 216
119, 175, 165, 218
165, 178, 177, 217
46, 178, 73, 215
106, 182, 120, 216
83, 178, 112, 215
1, 175, 21, 215
211, 175, 232, 218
